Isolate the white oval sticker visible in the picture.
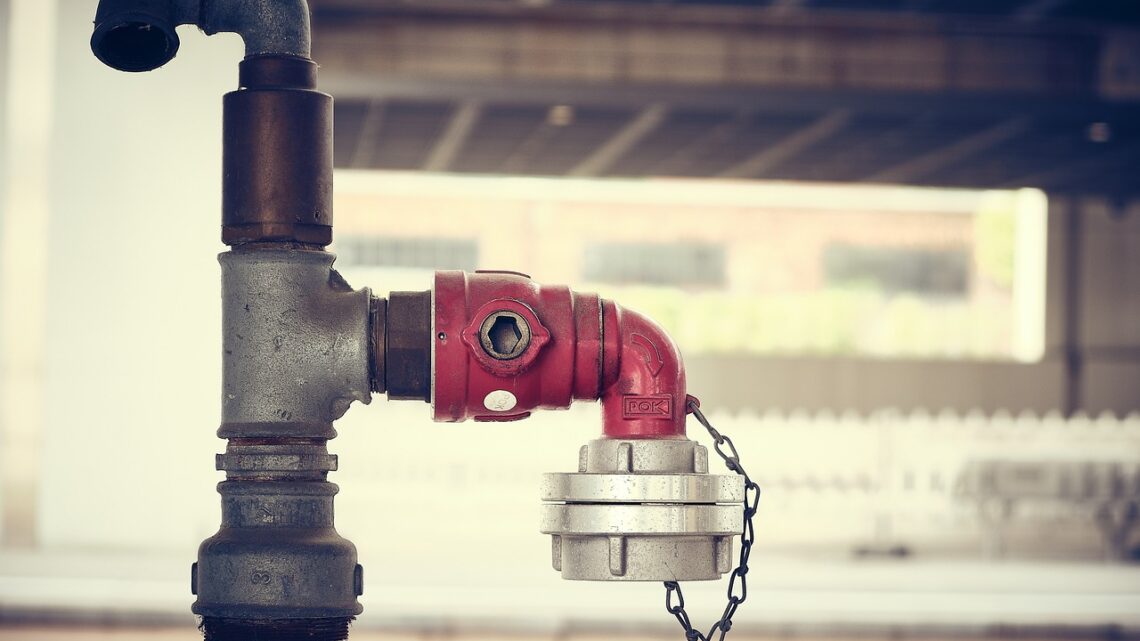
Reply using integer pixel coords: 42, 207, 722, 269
483, 390, 518, 412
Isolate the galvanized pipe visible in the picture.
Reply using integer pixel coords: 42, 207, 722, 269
89, 2, 365, 639
200, 0, 312, 58
92, 0, 310, 72
192, 248, 370, 635
216, 247, 372, 438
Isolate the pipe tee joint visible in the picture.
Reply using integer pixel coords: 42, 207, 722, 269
219, 247, 371, 436
192, 247, 370, 624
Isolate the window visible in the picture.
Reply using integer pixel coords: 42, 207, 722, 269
336, 236, 478, 271
582, 242, 725, 287
823, 245, 971, 296
332, 172, 1046, 360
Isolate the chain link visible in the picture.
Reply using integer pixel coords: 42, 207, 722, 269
662, 397, 760, 641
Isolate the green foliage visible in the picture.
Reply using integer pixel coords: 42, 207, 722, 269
585, 283, 1012, 359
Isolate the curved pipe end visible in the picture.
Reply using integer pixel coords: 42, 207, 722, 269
90, 0, 312, 72
201, 0, 312, 59
91, 3, 180, 72
600, 302, 688, 439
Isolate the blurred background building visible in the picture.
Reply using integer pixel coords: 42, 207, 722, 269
0, 0, 1138, 640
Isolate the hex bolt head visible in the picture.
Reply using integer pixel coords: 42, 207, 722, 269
478, 310, 531, 360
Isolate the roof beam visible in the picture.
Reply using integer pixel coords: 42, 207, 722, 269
422, 101, 482, 172
1001, 142, 1140, 190
866, 116, 1033, 183
314, 3, 1105, 103
718, 110, 850, 179
501, 118, 559, 174
1015, 0, 1071, 22
649, 110, 753, 176
568, 104, 668, 177
323, 77, 1139, 122
902, 0, 934, 10
769, 0, 810, 11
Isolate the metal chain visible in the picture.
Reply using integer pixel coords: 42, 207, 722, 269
663, 397, 761, 641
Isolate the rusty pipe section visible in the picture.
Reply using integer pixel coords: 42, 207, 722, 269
92, 0, 311, 72
222, 56, 333, 246
90, 3, 331, 246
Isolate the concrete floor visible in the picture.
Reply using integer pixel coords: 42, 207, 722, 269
0, 630, 537, 641
3, 629, 1140, 641
0, 630, 796, 641
3, 544, 1140, 641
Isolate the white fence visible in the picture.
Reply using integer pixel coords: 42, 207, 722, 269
705, 408, 1140, 559
14, 403, 1140, 628
31, 401, 1140, 565
328, 405, 1140, 570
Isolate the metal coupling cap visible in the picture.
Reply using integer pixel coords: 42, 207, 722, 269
540, 438, 743, 581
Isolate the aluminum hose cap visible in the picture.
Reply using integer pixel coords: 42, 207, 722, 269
540, 438, 743, 581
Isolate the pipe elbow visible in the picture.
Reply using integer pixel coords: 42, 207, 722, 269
91, 0, 186, 72
599, 302, 687, 439
427, 271, 687, 438
91, 0, 311, 73
201, 0, 312, 59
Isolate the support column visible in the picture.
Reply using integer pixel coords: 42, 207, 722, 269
0, 0, 57, 549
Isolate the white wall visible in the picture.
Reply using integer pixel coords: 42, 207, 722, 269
1074, 198, 1140, 414
0, 0, 8, 229
0, 0, 55, 548
33, 0, 240, 550
0, 0, 10, 545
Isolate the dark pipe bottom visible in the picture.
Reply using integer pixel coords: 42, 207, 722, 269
200, 617, 352, 641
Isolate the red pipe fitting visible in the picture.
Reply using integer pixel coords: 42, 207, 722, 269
432, 270, 686, 438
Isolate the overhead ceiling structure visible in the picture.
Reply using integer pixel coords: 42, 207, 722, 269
311, 0, 1140, 198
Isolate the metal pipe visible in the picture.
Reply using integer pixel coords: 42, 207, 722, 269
191, 247, 369, 634
200, 0, 311, 58
423, 270, 742, 581
91, 0, 310, 72
222, 56, 333, 246
88, 2, 740, 634
88, 3, 353, 640
429, 270, 688, 438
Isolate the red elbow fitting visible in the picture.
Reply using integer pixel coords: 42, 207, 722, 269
598, 302, 687, 438
431, 270, 686, 438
